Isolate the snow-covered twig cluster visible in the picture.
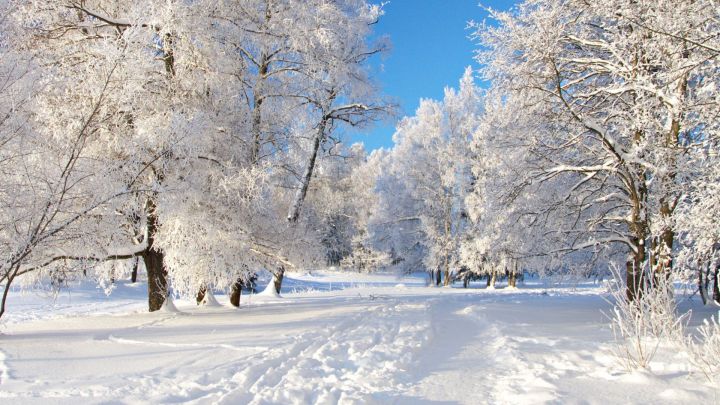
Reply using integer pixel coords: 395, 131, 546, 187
685, 312, 720, 382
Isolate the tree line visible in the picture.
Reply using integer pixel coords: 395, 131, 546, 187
1, 0, 718, 321
0, 0, 391, 318
359, 0, 719, 302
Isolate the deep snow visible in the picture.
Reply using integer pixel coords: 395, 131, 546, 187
0, 271, 717, 404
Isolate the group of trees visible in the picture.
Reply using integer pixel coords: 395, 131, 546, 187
365, 68, 482, 285
0, 0, 390, 318
1, 0, 718, 321
472, 0, 719, 301
359, 0, 719, 302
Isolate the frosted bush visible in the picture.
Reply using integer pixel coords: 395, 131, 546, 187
607, 269, 688, 370
686, 312, 720, 382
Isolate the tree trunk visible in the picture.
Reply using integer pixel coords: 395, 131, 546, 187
143, 248, 167, 312
162, 33, 175, 76
143, 31, 173, 313
490, 271, 497, 288
626, 127, 650, 302
650, 75, 684, 281
508, 271, 517, 288
713, 265, 720, 304
463, 278, 468, 288
698, 267, 707, 305
143, 198, 167, 312
250, 53, 269, 164
272, 266, 285, 295
651, 227, 674, 285
230, 279, 242, 307
486, 274, 491, 287
130, 257, 139, 283
626, 236, 646, 302
0, 267, 19, 321
196, 285, 207, 305
287, 120, 327, 222
435, 268, 441, 286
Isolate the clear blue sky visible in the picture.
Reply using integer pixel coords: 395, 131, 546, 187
348, 0, 517, 151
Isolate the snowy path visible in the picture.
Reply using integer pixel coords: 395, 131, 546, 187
0, 273, 717, 404
402, 293, 717, 405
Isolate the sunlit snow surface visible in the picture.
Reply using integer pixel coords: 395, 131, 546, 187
0, 271, 717, 404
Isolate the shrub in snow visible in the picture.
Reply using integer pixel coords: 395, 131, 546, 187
607, 272, 688, 370
686, 312, 720, 382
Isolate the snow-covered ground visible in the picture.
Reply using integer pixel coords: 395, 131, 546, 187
0, 271, 717, 404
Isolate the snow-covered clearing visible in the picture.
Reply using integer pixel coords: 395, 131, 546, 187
0, 272, 717, 404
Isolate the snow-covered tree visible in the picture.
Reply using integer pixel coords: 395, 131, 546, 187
474, 0, 720, 299
0, 0, 394, 317
374, 68, 481, 284
676, 147, 720, 304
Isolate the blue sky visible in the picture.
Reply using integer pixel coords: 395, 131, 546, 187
347, 0, 517, 151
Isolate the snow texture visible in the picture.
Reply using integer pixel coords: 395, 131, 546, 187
0, 271, 717, 404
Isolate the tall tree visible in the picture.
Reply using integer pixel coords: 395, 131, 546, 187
474, 0, 720, 299
374, 69, 480, 285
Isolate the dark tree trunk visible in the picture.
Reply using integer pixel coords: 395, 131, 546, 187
698, 267, 707, 305
143, 198, 167, 312
626, 236, 646, 302
651, 229, 674, 288
162, 33, 175, 76
435, 268, 441, 286
0, 267, 19, 321
272, 266, 285, 295
486, 274, 491, 287
463, 278, 468, 288
626, 143, 649, 302
130, 257, 139, 283
713, 265, 720, 304
230, 279, 242, 307
509, 261, 520, 288
196, 285, 207, 305
143, 248, 167, 312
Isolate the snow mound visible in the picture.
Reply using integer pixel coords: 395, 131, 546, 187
257, 284, 281, 298
456, 305, 478, 316
160, 296, 181, 313
199, 290, 222, 307
619, 369, 662, 384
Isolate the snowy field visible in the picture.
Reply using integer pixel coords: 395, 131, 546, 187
0, 271, 717, 405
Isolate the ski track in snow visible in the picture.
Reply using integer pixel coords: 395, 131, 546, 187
393, 299, 561, 404
106, 335, 267, 354
215, 301, 432, 405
